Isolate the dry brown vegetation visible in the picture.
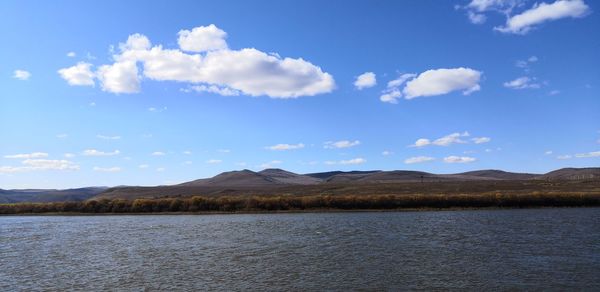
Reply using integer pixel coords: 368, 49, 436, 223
1, 192, 599, 214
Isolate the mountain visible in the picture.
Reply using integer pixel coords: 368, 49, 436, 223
258, 168, 322, 185
3, 168, 598, 202
538, 168, 600, 181
0, 187, 107, 204
454, 170, 539, 180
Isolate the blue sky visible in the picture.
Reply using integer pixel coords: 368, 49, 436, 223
1, 0, 598, 189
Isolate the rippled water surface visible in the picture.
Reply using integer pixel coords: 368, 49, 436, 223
1, 208, 599, 291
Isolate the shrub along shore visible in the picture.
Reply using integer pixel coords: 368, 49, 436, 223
1, 192, 599, 214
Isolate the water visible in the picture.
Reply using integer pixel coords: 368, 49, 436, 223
1, 208, 599, 291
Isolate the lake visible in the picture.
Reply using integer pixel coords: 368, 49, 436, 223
1, 208, 599, 291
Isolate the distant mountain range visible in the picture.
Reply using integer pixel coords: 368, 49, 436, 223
2, 167, 598, 203
0, 187, 107, 204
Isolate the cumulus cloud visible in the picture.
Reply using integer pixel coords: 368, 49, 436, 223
13, 70, 31, 81
82, 149, 120, 156
404, 156, 435, 164
472, 137, 491, 144
412, 132, 471, 147
58, 62, 95, 86
324, 140, 361, 149
443, 156, 477, 163
67, 51, 76, 57
189, 85, 240, 96
58, 25, 335, 98
178, 24, 228, 52
382, 69, 481, 102
266, 143, 305, 151
503, 76, 541, 89
4, 152, 49, 159
495, 0, 590, 34
0, 159, 79, 173
354, 72, 376, 89
93, 166, 122, 172
403, 68, 482, 99
96, 60, 141, 94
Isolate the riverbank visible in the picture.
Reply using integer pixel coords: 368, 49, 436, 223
1, 192, 599, 215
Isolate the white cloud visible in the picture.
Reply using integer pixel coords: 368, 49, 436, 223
410, 138, 431, 148
354, 72, 376, 89
325, 158, 366, 165
190, 85, 240, 96
404, 156, 435, 164
503, 76, 541, 89
13, 70, 31, 81
496, 0, 590, 34
574, 151, 600, 158
67, 51, 76, 57
545, 150, 553, 155
56, 133, 68, 138
183, 161, 193, 165
156, 167, 165, 172
434, 132, 470, 146
411, 132, 471, 147
82, 149, 120, 156
266, 143, 305, 151
472, 137, 491, 144
64, 153, 75, 158
443, 156, 477, 163
96, 61, 140, 93
341, 158, 366, 165
93, 166, 121, 172
387, 73, 416, 89
151, 151, 165, 156
178, 24, 228, 52
468, 11, 488, 24
548, 90, 560, 95
403, 68, 482, 99
4, 152, 48, 159
259, 160, 282, 168
59, 25, 335, 98
183, 150, 192, 155
557, 154, 572, 160
217, 149, 231, 153
96, 134, 121, 140
0, 159, 79, 173
379, 90, 402, 104
138, 164, 149, 169
206, 159, 222, 164
516, 56, 538, 68
382, 150, 393, 156
324, 140, 360, 149
148, 106, 167, 112
380, 73, 416, 103
58, 62, 95, 86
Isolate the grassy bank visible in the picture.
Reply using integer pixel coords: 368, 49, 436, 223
1, 192, 599, 214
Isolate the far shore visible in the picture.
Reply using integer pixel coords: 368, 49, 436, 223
1, 192, 599, 215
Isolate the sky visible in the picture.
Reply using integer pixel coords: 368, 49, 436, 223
0, 0, 598, 189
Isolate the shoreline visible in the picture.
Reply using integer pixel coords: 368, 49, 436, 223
2, 205, 599, 216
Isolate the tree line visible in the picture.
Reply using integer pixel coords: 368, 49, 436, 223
1, 192, 599, 214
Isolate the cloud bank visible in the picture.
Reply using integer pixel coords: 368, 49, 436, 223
58, 25, 335, 98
